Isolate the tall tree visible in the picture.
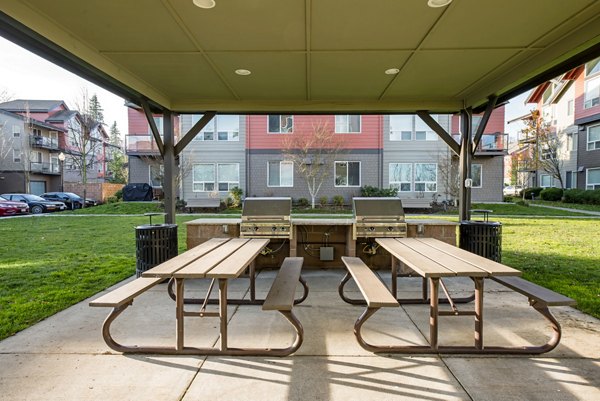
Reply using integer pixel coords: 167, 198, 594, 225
107, 151, 127, 184
282, 122, 346, 208
88, 94, 104, 124
109, 121, 121, 147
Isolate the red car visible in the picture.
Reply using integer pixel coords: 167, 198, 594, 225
0, 195, 29, 216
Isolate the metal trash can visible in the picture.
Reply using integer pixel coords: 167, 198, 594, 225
459, 220, 502, 262
135, 223, 178, 277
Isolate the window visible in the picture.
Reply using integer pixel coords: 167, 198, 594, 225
149, 164, 163, 187
13, 125, 21, 137
268, 115, 293, 133
217, 163, 239, 191
389, 115, 413, 141
565, 171, 577, 189
32, 151, 42, 163
193, 115, 239, 141
586, 168, 600, 190
567, 133, 578, 151
585, 57, 600, 77
193, 164, 216, 192
148, 116, 164, 135
472, 116, 483, 133
414, 163, 437, 192
587, 125, 600, 151
414, 116, 438, 141
13, 149, 21, 163
584, 76, 600, 109
335, 161, 360, 187
268, 161, 294, 187
32, 128, 42, 136
540, 174, 552, 188
335, 115, 361, 133
389, 163, 412, 192
567, 99, 574, 116
471, 164, 482, 188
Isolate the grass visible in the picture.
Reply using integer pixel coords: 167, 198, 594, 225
531, 200, 600, 213
1, 211, 598, 341
64, 201, 164, 215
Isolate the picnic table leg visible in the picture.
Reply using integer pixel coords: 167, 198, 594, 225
391, 257, 397, 297
474, 277, 484, 350
176, 278, 184, 351
249, 261, 256, 302
219, 278, 228, 351
429, 278, 439, 351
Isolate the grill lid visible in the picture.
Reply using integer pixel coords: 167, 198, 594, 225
241, 197, 292, 221
353, 197, 405, 221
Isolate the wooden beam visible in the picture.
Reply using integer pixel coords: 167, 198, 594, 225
459, 109, 472, 222
416, 111, 461, 156
141, 98, 164, 156
163, 110, 176, 224
174, 111, 216, 156
471, 96, 498, 155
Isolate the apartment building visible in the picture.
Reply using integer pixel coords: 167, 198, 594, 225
512, 57, 600, 190
0, 99, 115, 194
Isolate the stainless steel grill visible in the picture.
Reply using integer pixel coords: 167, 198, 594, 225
239, 197, 293, 239
352, 197, 408, 239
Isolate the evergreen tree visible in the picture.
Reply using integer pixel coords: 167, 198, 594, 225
109, 121, 121, 146
88, 94, 104, 123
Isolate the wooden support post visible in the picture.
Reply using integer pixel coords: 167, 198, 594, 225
459, 109, 472, 222
163, 110, 176, 224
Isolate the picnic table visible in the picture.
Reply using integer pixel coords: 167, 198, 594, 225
91, 238, 306, 356
342, 237, 575, 354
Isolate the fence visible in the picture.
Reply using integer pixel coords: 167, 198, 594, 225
64, 182, 124, 203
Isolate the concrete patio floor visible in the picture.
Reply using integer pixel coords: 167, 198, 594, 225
0, 270, 599, 401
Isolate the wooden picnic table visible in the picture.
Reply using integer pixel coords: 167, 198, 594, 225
375, 237, 520, 352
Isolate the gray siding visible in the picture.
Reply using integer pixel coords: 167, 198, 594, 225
577, 121, 600, 189
247, 150, 380, 204
471, 156, 504, 202
128, 155, 152, 184
180, 115, 246, 202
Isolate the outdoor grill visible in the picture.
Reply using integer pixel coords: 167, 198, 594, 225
352, 197, 408, 240
240, 197, 293, 239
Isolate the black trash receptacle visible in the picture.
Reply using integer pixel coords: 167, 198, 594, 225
135, 224, 178, 277
459, 220, 502, 262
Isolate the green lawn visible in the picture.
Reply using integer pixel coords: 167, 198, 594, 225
531, 200, 600, 213
0, 212, 598, 341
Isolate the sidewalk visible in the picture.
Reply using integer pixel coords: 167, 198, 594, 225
529, 203, 600, 216
0, 270, 598, 401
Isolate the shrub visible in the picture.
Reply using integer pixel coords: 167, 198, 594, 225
114, 188, 123, 201
332, 195, 345, 207
523, 187, 543, 200
175, 198, 187, 212
563, 189, 600, 205
297, 198, 310, 208
540, 187, 563, 202
515, 200, 529, 207
228, 186, 243, 208
318, 196, 328, 207
106, 196, 118, 204
360, 185, 398, 197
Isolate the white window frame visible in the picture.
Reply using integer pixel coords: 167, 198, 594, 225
193, 115, 240, 141
267, 161, 294, 187
586, 167, 600, 190
13, 125, 21, 137
471, 164, 482, 188
334, 161, 361, 187
587, 124, 600, 151
268, 115, 293, 134
217, 163, 240, 192
415, 115, 438, 141
389, 163, 412, 192
414, 163, 437, 192
13, 149, 21, 163
192, 163, 216, 192
335, 115, 361, 133
540, 174, 553, 188
567, 99, 574, 116
584, 75, 600, 109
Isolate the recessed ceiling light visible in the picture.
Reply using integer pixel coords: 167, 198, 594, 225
385, 68, 400, 75
193, 0, 215, 9
427, 0, 452, 7
235, 69, 252, 76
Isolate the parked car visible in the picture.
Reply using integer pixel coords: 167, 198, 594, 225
40, 192, 98, 209
0, 195, 29, 216
1, 193, 67, 214
503, 185, 524, 197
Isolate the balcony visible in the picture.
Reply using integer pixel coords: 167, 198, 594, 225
125, 134, 161, 155
30, 135, 59, 151
452, 132, 508, 155
30, 162, 60, 175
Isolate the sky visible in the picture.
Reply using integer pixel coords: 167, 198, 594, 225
0, 34, 533, 142
0, 36, 128, 136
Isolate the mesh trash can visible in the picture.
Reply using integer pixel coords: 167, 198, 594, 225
135, 224, 178, 277
459, 220, 502, 262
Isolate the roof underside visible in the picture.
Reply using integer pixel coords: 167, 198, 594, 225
1, 0, 600, 114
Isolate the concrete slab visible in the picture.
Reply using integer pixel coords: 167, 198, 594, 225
184, 356, 470, 401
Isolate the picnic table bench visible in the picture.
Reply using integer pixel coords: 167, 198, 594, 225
90, 238, 306, 356
342, 237, 575, 354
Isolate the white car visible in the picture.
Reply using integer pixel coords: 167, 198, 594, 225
503, 186, 523, 196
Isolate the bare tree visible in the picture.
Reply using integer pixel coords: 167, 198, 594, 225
68, 89, 104, 205
281, 122, 346, 208
518, 110, 564, 189
0, 88, 13, 103
140, 155, 190, 197
433, 148, 459, 201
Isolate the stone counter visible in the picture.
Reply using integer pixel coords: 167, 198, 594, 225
186, 217, 457, 269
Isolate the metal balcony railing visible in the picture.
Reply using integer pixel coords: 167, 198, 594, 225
30, 162, 60, 174
452, 133, 508, 154
125, 134, 162, 154
30, 135, 59, 150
